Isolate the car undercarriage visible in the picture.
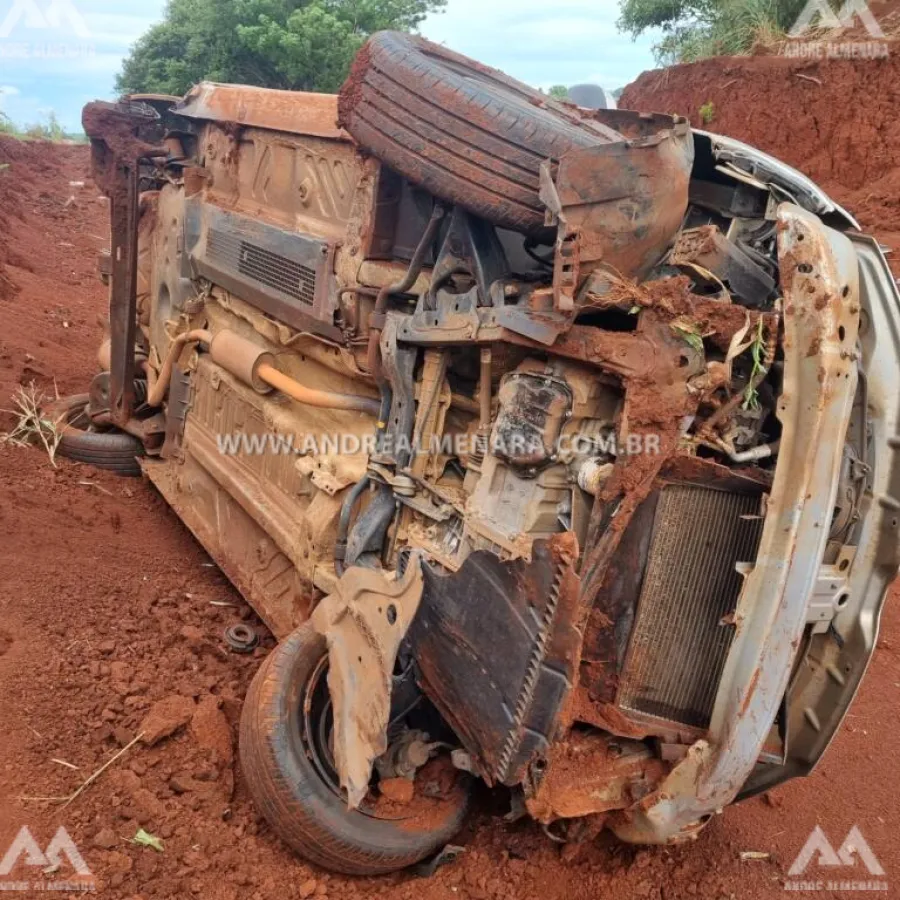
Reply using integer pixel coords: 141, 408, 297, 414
70, 31, 900, 875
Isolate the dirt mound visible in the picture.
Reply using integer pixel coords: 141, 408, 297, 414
0, 136, 106, 406
0, 137, 83, 298
622, 55, 900, 251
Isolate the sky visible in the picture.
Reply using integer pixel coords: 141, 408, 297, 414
0, 0, 661, 133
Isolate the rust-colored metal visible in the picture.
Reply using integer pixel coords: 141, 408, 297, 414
525, 731, 666, 823
659, 453, 774, 492
503, 324, 663, 380
551, 115, 694, 285
569, 691, 703, 745
502, 287, 719, 690
183, 166, 210, 197
572, 307, 705, 736
143, 446, 319, 638
574, 417, 772, 731
478, 347, 492, 432
146, 329, 212, 407
187, 319, 380, 414
408, 349, 450, 483
670, 225, 776, 308
410, 533, 583, 786
82, 101, 164, 181
67, 30, 895, 864
208, 330, 276, 394
174, 82, 348, 141
611, 205, 862, 844
366, 204, 446, 378
83, 100, 167, 426
144, 333, 373, 630
256, 363, 381, 416
190, 111, 367, 247
311, 559, 425, 809
576, 494, 659, 715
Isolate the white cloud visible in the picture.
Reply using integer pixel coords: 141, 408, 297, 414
80, 11, 166, 49
0, 0, 166, 129
421, 0, 660, 91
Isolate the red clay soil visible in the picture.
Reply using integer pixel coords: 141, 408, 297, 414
1, 113, 899, 900
622, 53, 900, 274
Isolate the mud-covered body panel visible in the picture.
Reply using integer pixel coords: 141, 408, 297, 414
79, 32, 896, 861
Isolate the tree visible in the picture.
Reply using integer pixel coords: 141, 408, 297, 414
618, 0, 809, 64
116, 0, 447, 97
547, 85, 570, 99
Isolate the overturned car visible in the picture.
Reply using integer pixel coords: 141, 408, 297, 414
70, 32, 900, 874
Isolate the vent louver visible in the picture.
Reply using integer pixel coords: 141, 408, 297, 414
208, 229, 316, 306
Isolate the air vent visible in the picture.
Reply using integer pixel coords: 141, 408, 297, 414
185, 200, 340, 339
208, 229, 316, 306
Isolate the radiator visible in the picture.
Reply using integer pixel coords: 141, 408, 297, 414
617, 485, 765, 729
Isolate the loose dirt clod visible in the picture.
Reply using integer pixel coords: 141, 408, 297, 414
92, 827, 118, 850
190, 696, 233, 764
139, 696, 196, 746
379, 777, 415, 805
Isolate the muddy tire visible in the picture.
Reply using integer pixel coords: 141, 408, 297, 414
338, 31, 622, 235
44, 394, 144, 476
240, 622, 472, 875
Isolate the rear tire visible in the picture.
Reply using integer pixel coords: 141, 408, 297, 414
240, 622, 472, 875
44, 394, 143, 477
338, 31, 623, 235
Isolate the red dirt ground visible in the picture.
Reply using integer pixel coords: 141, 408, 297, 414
1, 56, 900, 900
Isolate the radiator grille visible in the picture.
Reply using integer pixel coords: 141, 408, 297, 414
208, 229, 316, 306
618, 485, 764, 729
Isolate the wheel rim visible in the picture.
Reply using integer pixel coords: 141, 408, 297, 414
297, 652, 451, 823
58, 399, 110, 435
301, 654, 342, 795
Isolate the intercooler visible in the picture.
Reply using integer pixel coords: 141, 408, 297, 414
184, 199, 342, 341
617, 485, 765, 729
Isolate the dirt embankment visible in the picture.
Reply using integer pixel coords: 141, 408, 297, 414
622, 54, 900, 263
0, 73, 899, 900
0, 135, 108, 400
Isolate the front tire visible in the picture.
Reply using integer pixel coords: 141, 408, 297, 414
240, 622, 472, 875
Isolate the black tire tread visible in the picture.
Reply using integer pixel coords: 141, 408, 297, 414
239, 623, 471, 875
339, 31, 622, 234
45, 394, 143, 477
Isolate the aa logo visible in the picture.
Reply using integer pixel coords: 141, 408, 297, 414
789, 0, 886, 38
788, 825, 886, 877
0, 0, 91, 39
0, 825, 93, 878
